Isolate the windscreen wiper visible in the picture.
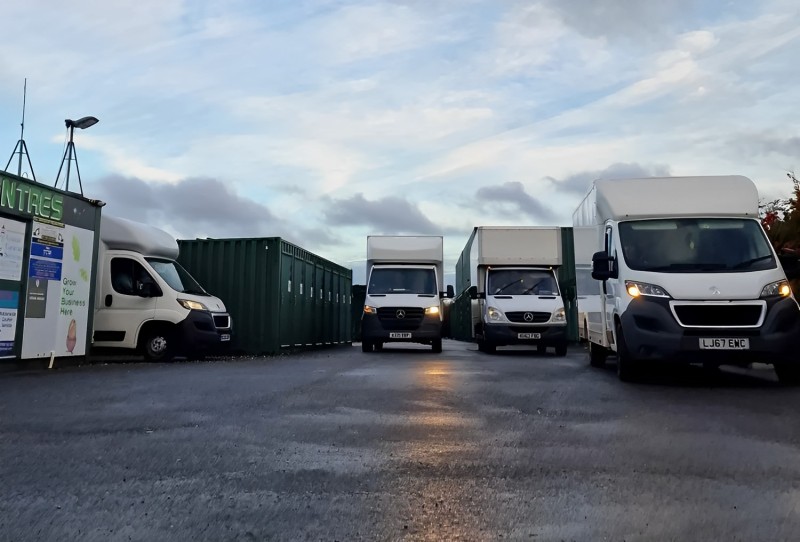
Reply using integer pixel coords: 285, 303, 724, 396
494, 279, 521, 294
730, 255, 774, 270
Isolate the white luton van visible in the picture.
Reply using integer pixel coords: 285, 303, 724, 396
455, 226, 568, 355
92, 215, 232, 361
361, 236, 450, 353
574, 175, 800, 382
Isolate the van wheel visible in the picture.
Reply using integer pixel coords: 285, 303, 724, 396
589, 341, 607, 368
615, 322, 638, 382
374, 342, 383, 352
774, 363, 800, 385
537, 344, 547, 355
479, 340, 496, 354
361, 341, 373, 353
432, 339, 442, 353
141, 328, 176, 362
555, 342, 568, 357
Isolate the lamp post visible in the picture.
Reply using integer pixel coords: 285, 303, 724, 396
54, 115, 99, 195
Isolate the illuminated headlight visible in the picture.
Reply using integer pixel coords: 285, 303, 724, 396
178, 298, 208, 311
625, 281, 671, 299
760, 280, 792, 298
487, 306, 504, 321
425, 306, 440, 315
363, 305, 377, 314
553, 307, 566, 322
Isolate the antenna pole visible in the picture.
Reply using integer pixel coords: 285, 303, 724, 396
4, 79, 36, 181
17, 79, 26, 177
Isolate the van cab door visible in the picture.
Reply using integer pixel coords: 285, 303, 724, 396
93, 254, 158, 350
602, 225, 619, 350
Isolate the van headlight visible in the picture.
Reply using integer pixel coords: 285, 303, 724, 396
553, 307, 566, 322
425, 306, 440, 315
625, 281, 671, 299
487, 306, 504, 322
760, 280, 792, 298
363, 305, 377, 314
178, 299, 208, 311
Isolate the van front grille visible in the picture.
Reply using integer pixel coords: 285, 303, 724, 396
672, 304, 763, 327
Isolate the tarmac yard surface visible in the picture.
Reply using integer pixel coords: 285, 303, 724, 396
1, 340, 799, 541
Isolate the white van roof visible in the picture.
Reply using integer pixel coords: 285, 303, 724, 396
100, 215, 179, 259
595, 175, 759, 221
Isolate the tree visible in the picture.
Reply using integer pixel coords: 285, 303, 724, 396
762, 172, 800, 252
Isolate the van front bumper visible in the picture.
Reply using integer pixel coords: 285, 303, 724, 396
179, 310, 233, 353
361, 313, 442, 343
483, 323, 567, 346
620, 296, 800, 365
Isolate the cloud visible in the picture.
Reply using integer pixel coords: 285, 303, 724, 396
323, 193, 441, 234
548, 162, 672, 194
90, 175, 277, 236
475, 181, 557, 222
729, 133, 800, 159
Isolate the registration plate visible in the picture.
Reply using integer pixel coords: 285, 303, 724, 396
517, 333, 542, 340
220, 334, 231, 342
699, 338, 749, 350
389, 332, 412, 339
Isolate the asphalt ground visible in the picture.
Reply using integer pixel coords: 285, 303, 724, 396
1, 340, 799, 541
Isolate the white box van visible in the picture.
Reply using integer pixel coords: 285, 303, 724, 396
92, 216, 232, 361
455, 227, 568, 354
574, 176, 800, 382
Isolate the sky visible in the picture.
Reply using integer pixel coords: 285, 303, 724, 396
1, 0, 799, 284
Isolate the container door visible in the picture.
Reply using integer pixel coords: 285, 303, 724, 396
279, 252, 293, 349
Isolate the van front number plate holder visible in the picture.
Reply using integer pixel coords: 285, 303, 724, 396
518, 333, 542, 340
699, 338, 749, 350
390, 332, 412, 339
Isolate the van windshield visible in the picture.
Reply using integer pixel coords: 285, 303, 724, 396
487, 269, 559, 296
619, 218, 776, 273
368, 268, 437, 295
146, 258, 209, 295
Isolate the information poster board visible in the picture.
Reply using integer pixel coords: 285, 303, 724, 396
22, 221, 95, 358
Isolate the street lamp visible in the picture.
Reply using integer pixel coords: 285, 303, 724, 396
54, 115, 99, 195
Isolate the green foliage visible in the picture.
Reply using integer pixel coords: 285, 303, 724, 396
763, 173, 800, 252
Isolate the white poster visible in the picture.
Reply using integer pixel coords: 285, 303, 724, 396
0, 217, 26, 281
22, 223, 94, 358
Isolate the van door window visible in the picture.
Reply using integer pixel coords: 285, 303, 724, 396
110, 258, 159, 297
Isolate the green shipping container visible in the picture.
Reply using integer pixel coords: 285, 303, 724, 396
177, 237, 352, 355
557, 227, 579, 343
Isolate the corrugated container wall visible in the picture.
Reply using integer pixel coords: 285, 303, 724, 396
557, 227, 579, 342
177, 238, 352, 355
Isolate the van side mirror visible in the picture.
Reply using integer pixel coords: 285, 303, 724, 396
447, 285, 455, 298
591, 250, 617, 281
468, 285, 478, 300
137, 281, 160, 298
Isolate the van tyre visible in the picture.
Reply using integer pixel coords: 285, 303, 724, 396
774, 363, 800, 385
478, 340, 496, 354
589, 341, 607, 368
555, 342, 568, 357
615, 322, 638, 382
537, 344, 547, 355
361, 341, 373, 353
432, 339, 442, 353
141, 327, 176, 362
374, 342, 383, 352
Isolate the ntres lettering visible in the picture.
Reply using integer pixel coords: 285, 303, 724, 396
0, 177, 64, 221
